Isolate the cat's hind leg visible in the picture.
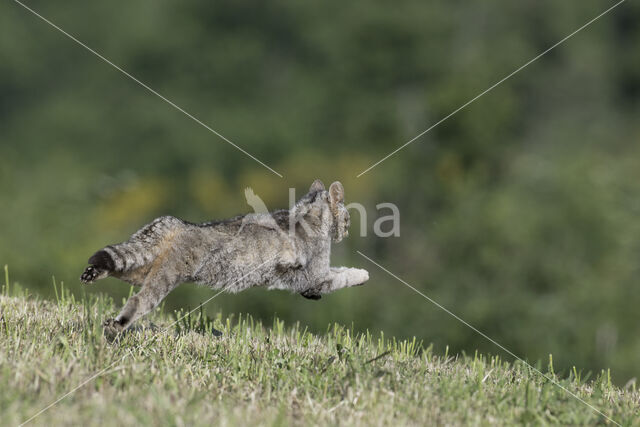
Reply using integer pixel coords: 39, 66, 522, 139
105, 269, 181, 335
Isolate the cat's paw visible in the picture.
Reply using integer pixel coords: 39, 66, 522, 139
351, 269, 369, 286
102, 318, 124, 341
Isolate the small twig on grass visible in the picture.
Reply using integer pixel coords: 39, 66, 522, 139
320, 356, 336, 374
365, 350, 392, 365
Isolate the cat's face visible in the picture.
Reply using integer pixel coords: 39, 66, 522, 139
308, 179, 349, 243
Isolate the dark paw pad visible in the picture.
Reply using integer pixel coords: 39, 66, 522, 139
80, 266, 103, 284
301, 289, 322, 300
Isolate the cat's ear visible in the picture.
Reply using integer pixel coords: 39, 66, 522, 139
329, 181, 344, 205
309, 179, 325, 193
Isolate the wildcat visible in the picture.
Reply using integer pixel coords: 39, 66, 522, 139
80, 180, 369, 334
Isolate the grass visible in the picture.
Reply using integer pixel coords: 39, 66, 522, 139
1, 273, 639, 426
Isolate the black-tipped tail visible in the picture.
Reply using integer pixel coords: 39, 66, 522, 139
88, 249, 116, 272
81, 249, 116, 284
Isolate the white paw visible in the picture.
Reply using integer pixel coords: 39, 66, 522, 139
352, 269, 369, 285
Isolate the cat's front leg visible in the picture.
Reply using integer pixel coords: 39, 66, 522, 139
304, 267, 368, 298
327, 267, 369, 291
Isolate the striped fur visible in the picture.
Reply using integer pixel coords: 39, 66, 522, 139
81, 181, 369, 335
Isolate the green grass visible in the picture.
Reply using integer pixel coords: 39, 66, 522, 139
0, 279, 638, 426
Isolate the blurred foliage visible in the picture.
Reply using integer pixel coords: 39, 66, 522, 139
1, 0, 639, 383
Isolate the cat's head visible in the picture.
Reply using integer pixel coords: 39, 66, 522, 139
308, 179, 350, 243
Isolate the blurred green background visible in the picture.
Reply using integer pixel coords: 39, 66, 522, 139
2, 0, 639, 384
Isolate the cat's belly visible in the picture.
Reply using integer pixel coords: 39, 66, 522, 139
192, 255, 279, 293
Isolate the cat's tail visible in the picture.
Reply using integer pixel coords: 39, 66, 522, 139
80, 241, 154, 284
80, 248, 115, 284
80, 216, 184, 284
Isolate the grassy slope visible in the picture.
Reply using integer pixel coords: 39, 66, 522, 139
0, 286, 638, 426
